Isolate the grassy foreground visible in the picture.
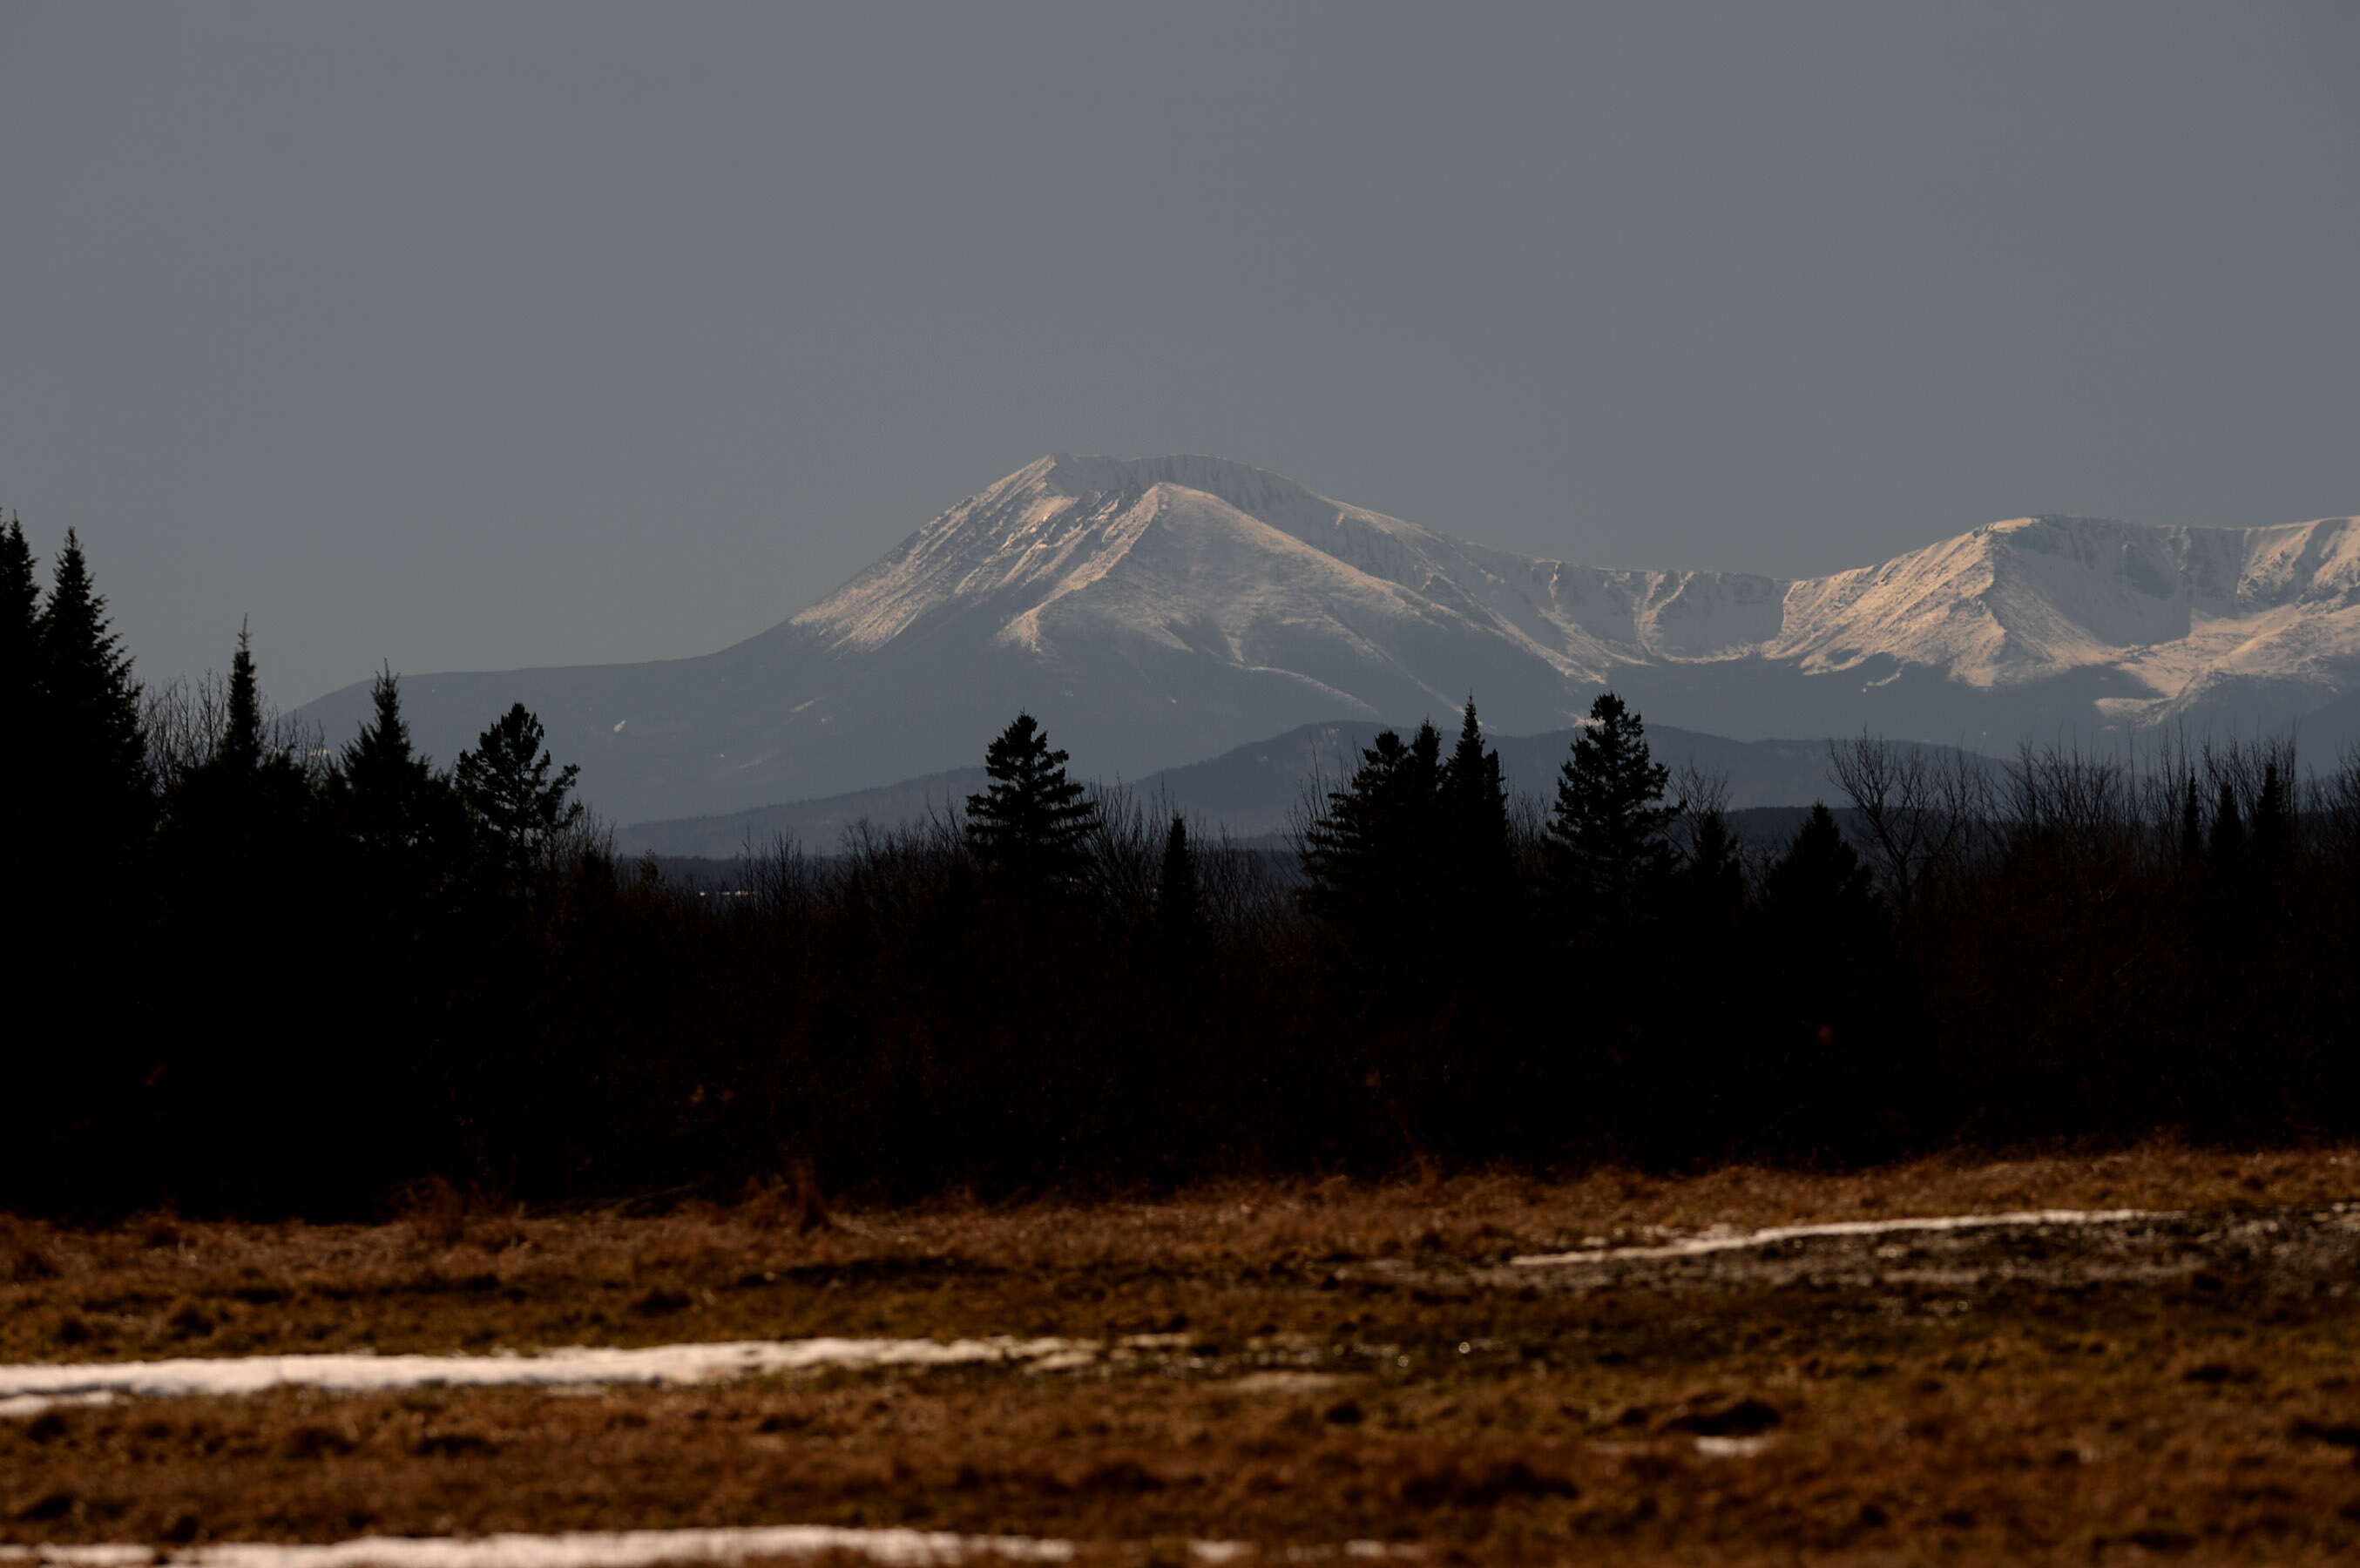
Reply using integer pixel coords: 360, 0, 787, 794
7, 1147, 2360, 1565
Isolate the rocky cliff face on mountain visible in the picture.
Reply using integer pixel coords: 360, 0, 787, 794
298, 453, 2360, 823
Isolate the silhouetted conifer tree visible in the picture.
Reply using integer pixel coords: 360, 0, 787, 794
2208, 780, 2246, 866
37, 530, 152, 873
1439, 699, 1515, 929
1156, 814, 1202, 940
1301, 721, 1448, 968
1548, 692, 1676, 925
331, 666, 461, 867
963, 713, 1098, 890
161, 625, 317, 861
2253, 760, 2294, 871
1755, 802, 1892, 1155
317, 666, 465, 1190
1641, 801, 1755, 1153
220, 620, 266, 771
1762, 803, 1877, 929
456, 702, 585, 879
168, 625, 313, 817
152, 625, 325, 1208
0, 517, 36, 706
2178, 773, 2204, 866
0, 517, 38, 838
0, 517, 67, 1198
1680, 807, 1748, 934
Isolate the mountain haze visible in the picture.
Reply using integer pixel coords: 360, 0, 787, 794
299, 455, 2360, 823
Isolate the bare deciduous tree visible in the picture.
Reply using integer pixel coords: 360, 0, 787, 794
1826, 735, 1989, 906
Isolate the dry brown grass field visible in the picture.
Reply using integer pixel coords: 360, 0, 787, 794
7, 1146, 2360, 1565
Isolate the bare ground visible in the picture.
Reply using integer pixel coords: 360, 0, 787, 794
8, 1147, 2360, 1565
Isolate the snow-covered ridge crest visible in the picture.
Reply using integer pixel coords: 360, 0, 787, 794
789, 453, 1786, 673
1770, 511, 2360, 700
789, 455, 2360, 720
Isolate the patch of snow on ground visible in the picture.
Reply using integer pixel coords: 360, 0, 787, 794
0, 1527, 1415, 1568
1508, 1208, 2167, 1267
0, 1526, 1072, 1568
0, 1337, 1087, 1416
0, 1391, 115, 1419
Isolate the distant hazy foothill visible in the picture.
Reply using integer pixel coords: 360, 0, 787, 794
297, 454, 2360, 826
620, 720, 1975, 859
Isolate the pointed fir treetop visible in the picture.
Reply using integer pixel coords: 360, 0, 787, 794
1, 515, 37, 664
0, 516, 38, 723
2208, 780, 2245, 863
1681, 805, 1748, 921
1764, 803, 1874, 911
1434, 698, 1516, 920
964, 712, 1099, 885
37, 528, 149, 808
341, 665, 430, 784
1549, 690, 1677, 895
1299, 720, 1451, 944
335, 665, 452, 859
220, 621, 266, 773
1304, 722, 1444, 862
1157, 813, 1202, 936
2253, 759, 2294, 866
1440, 699, 1509, 826
39, 531, 140, 712
456, 703, 584, 868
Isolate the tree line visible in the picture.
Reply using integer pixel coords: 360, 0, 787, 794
8, 517, 2360, 1218
5, 521, 598, 1214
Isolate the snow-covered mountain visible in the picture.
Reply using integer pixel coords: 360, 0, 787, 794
298, 454, 2360, 823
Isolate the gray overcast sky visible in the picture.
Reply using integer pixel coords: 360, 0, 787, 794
4, 2, 2357, 705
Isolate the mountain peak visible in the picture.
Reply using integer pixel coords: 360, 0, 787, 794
295, 449, 2360, 826
1016, 452, 1339, 521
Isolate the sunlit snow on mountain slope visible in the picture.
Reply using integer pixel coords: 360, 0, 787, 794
294, 454, 2360, 823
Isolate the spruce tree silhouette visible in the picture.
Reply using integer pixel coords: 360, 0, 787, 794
2177, 773, 2205, 866
332, 666, 461, 866
1758, 801, 1888, 1154
161, 625, 316, 875
1680, 807, 1749, 934
1301, 720, 1447, 967
1156, 814, 1202, 941
1548, 692, 1677, 925
152, 625, 324, 1208
1, 517, 79, 1202
963, 713, 1098, 889
315, 668, 466, 1200
0, 518, 39, 841
219, 620, 267, 772
37, 531, 152, 875
1439, 700, 1514, 929
2252, 760, 2294, 872
1762, 803, 1877, 929
456, 702, 585, 880
2208, 780, 2246, 867
0, 517, 36, 712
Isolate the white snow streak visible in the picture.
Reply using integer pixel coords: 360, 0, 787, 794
0, 1528, 1069, 1568
0, 1527, 1411, 1568
0, 1337, 1087, 1416
1508, 1207, 2167, 1267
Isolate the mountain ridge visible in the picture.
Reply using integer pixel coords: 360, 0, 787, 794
618, 718, 1976, 860
296, 453, 2360, 824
